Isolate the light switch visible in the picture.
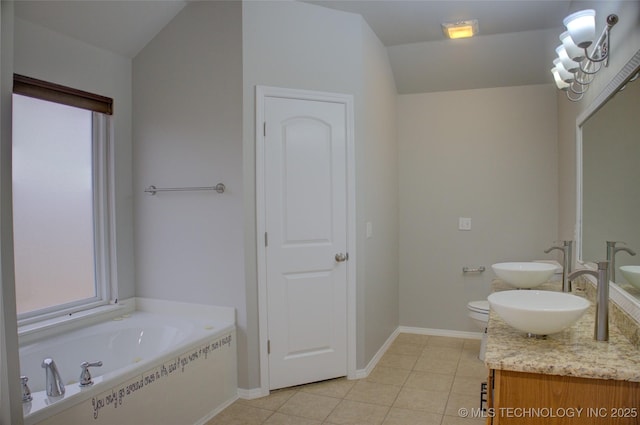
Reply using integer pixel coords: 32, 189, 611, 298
366, 221, 373, 238
458, 217, 472, 231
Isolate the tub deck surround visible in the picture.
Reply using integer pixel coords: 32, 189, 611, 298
19, 298, 237, 425
485, 280, 640, 382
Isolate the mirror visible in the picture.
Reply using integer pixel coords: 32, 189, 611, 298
579, 49, 640, 303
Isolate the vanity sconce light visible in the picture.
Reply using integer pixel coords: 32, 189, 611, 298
551, 10, 618, 101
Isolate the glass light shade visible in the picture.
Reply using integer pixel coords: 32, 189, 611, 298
556, 46, 579, 73
560, 31, 585, 61
563, 9, 595, 48
553, 59, 574, 83
551, 68, 570, 90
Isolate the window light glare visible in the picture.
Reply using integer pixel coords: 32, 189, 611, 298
442, 19, 478, 39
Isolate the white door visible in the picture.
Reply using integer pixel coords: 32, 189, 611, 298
263, 95, 349, 390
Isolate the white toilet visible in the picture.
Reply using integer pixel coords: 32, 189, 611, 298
467, 300, 490, 360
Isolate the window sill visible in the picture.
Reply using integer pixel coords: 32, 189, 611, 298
18, 300, 134, 346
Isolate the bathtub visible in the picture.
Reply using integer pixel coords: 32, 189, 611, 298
19, 298, 237, 425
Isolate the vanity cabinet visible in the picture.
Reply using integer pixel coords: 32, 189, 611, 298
487, 369, 640, 425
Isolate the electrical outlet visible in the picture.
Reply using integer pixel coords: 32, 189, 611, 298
459, 217, 472, 231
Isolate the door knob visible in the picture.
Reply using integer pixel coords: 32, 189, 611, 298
335, 253, 348, 262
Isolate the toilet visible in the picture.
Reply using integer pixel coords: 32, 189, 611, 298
467, 300, 490, 360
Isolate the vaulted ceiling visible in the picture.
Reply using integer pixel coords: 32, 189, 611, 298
14, 0, 575, 94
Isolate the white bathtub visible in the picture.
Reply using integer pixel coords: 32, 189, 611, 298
19, 299, 237, 425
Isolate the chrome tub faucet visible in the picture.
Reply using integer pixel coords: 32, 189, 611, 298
42, 358, 65, 397
79, 361, 103, 387
544, 240, 573, 292
20, 376, 32, 403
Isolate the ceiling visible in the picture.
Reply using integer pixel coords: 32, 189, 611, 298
14, 0, 574, 94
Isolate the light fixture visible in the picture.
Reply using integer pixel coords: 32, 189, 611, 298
442, 19, 478, 39
551, 10, 618, 101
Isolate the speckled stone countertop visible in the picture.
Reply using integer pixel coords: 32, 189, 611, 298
484, 280, 640, 382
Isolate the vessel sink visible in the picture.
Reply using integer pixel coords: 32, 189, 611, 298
620, 266, 640, 289
491, 262, 557, 288
488, 290, 589, 335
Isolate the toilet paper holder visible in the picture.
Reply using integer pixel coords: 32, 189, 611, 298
462, 266, 486, 273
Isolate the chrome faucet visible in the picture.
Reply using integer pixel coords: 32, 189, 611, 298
42, 358, 65, 397
606, 241, 636, 282
79, 361, 103, 387
544, 240, 573, 292
568, 261, 609, 341
20, 376, 32, 403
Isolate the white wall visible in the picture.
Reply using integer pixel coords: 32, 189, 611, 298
13, 18, 135, 300
243, 0, 399, 386
132, 1, 246, 384
360, 23, 399, 365
398, 84, 558, 332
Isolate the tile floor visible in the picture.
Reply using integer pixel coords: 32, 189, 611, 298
206, 333, 488, 425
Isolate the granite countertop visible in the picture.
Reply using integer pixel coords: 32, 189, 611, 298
484, 280, 640, 382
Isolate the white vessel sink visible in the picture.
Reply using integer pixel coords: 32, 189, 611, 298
491, 262, 557, 288
488, 290, 589, 335
620, 266, 640, 289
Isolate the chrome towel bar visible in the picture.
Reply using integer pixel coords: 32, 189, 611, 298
144, 183, 225, 195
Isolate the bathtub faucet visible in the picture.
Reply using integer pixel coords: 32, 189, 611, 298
79, 361, 103, 387
42, 358, 65, 397
20, 376, 32, 403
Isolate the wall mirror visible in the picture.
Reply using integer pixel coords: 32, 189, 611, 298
578, 49, 640, 314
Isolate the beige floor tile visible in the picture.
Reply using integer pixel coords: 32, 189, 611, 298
210, 334, 489, 424
441, 414, 487, 425
377, 353, 418, 370
366, 366, 411, 386
325, 400, 389, 425
462, 339, 481, 352
386, 342, 425, 356
237, 389, 297, 411
459, 348, 481, 363
299, 377, 356, 398
455, 358, 488, 379
277, 392, 340, 421
205, 402, 273, 425
393, 333, 430, 346
451, 375, 485, 397
344, 380, 402, 406
382, 407, 442, 425
393, 387, 449, 414
413, 355, 459, 375
444, 393, 483, 417
420, 345, 463, 361
404, 371, 454, 392
263, 412, 322, 425
425, 336, 465, 349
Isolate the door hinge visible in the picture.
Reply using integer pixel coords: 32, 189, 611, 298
267, 339, 271, 354
263, 121, 266, 137
265, 232, 268, 247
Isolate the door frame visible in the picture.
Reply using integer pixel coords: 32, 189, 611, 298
255, 85, 356, 395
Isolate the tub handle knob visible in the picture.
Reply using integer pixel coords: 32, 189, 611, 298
20, 376, 32, 403
79, 361, 103, 387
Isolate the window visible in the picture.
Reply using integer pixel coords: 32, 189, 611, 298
12, 75, 114, 322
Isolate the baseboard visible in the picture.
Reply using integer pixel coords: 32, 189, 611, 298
353, 326, 401, 379
398, 326, 482, 340
237, 387, 269, 400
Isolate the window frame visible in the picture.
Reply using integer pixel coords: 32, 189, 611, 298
12, 75, 117, 325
